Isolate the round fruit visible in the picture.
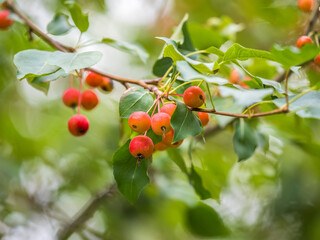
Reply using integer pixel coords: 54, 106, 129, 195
68, 114, 89, 137
85, 71, 104, 88
314, 54, 320, 66
198, 112, 209, 127
151, 112, 171, 135
229, 69, 240, 84
62, 88, 80, 108
162, 129, 183, 148
296, 36, 313, 48
298, 0, 315, 12
160, 103, 176, 117
154, 142, 168, 151
129, 135, 154, 159
100, 77, 113, 92
0, 10, 13, 30
128, 111, 151, 133
81, 90, 99, 110
183, 86, 205, 108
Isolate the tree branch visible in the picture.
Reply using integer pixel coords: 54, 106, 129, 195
57, 184, 117, 240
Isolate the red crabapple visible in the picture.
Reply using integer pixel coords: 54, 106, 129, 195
62, 88, 80, 108
162, 129, 183, 148
198, 112, 209, 127
128, 111, 151, 133
129, 135, 154, 160
68, 114, 89, 137
314, 54, 320, 66
100, 77, 114, 92
0, 10, 13, 30
151, 112, 171, 135
85, 71, 104, 88
229, 69, 240, 84
160, 103, 176, 117
154, 142, 168, 151
183, 86, 205, 108
298, 0, 315, 12
81, 90, 99, 110
296, 36, 313, 48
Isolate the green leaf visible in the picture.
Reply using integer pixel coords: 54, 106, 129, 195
113, 140, 149, 204
233, 119, 258, 161
14, 50, 60, 80
146, 129, 162, 145
219, 86, 274, 107
152, 57, 173, 77
176, 61, 228, 85
171, 101, 202, 142
66, 3, 89, 32
273, 91, 320, 119
47, 13, 73, 35
223, 43, 275, 62
214, 97, 243, 127
167, 148, 188, 174
271, 44, 320, 69
47, 51, 102, 73
101, 38, 149, 63
119, 88, 154, 118
204, 46, 225, 58
14, 50, 102, 79
31, 69, 68, 83
189, 165, 211, 199
27, 78, 50, 95
186, 202, 230, 237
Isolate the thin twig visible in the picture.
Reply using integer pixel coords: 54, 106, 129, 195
57, 184, 117, 240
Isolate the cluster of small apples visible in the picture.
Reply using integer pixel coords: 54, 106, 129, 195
63, 72, 113, 137
0, 10, 13, 30
128, 86, 209, 161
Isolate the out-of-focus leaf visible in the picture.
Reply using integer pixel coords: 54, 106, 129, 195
219, 86, 274, 107
152, 57, 173, 77
186, 202, 230, 237
47, 13, 73, 35
66, 3, 89, 32
101, 38, 149, 63
176, 61, 228, 85
167, 148, 188, 174
189, 165, 211, 199
273, 91, 320, 119
271, 44, 320, 69
223, 43, 275, 62
113, 140, 149, 204
233, 119, 258, 161
119, 88, 154, 118
171, 101, 203, 142
27, 78, 50, 95
204, 46, 225, 57
214, 97, 243, 127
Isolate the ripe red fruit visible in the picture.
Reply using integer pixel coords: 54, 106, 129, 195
160, 103, 176, 117
314, 54, 320, 66
229, 69, 240, 84
68, 114, 89, 137
151, 112, 171, 135
81, 90, 99, 110
298, 0, 315, 12
0, 10, 13, 30
128, 111, 151, 133
162, 129, 183, 148
129, 135, 154, 159
100, 77, 113, 92
154, 142, 168, 151
183, 86, 205, 108
62, 88, 80, 108
198, 112, 209, 127
296, 36, 313, 48
85, 72, 104, 88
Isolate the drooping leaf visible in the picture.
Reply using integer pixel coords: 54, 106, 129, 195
119, 88, 154, 118
167, 148, 188, 174
186, 202, 230, 237
219, 86, 274, 107
27, 78, 50, 95
223, 43, 275, 62
273, 91, 320, 119
271, 44, 320, 69
47, 13, 73, 35
66, 3, 89, 32
189, 165, 211, 199
152, 57, 173, 77
233, 119, 258, 161
113, 140, 149, 204
101, 38, 149, 63
171, 101, 203, 142
176, 61, 228, 85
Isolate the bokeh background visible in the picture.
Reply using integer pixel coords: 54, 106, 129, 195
1, 0, 320, 239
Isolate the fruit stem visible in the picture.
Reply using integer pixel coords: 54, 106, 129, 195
169, 80, 202, 94
205, 81, 215, 110
76, 70, 83, 115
